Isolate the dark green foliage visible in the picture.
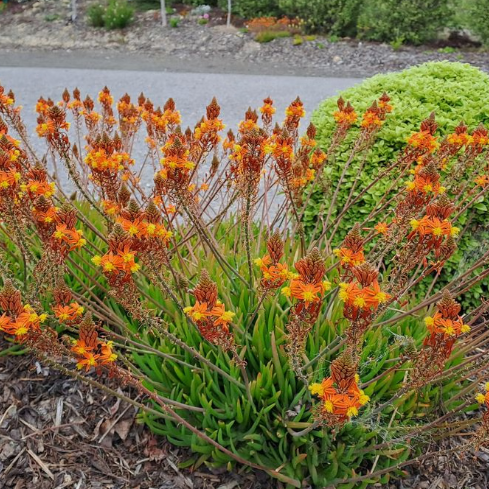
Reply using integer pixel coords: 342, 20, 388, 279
87, 2, 106, 27
357, 0, 452, 45
307, 62, 489, 308
278, 0, 361, 35
465, 0, 489, 46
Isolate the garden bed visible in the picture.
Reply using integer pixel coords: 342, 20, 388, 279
0, 0, 488, 77
1, 351, 488, 488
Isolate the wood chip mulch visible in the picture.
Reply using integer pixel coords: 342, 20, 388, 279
1, 347, 488, 489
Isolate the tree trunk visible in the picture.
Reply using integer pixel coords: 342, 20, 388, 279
227, 0, 231, 27
71, 0, 77, 22
161, 0, 167, 27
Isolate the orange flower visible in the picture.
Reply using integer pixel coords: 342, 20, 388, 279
290, 280, 322, 305
334, 247, 365, 267
183, 301, 210, 322
54, 302, 84, 323
407, 130, 439, 153
76, 352, 99, 371
374, 222, 389, 235
475, 175, 489, 187
362, 281, 391, 310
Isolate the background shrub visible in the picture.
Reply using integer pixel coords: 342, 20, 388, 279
87, 2, 106, 27
104, 0, 134, 29
87, 0, 133, 29
357, 0, 452, 45
307, 62, 489, 307
464, 0, 489, 46
278, 0, 360, 35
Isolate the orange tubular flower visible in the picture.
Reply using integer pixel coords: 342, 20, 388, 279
54, 302, 84, 323
407, 130, 439, 154
374, 222, 389, 235
183, 301, 210, 322
475, 175, 489, 188
362, 280, 391, 310
290, 280, 322, 306
334, 247, 365, 267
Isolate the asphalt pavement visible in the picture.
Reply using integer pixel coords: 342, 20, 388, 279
0, 65, 360, 189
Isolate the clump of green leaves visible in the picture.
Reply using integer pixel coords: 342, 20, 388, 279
169, 16, 180, 28
255, 30, 291, 43
87, 0, 134, 30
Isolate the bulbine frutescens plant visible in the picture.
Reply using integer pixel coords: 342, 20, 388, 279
0, 83, 489, 488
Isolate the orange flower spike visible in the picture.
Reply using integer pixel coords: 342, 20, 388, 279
260, 97, 276, 125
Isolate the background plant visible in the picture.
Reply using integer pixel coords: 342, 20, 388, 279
0, 77, 488, 488
87, 0, 134, 29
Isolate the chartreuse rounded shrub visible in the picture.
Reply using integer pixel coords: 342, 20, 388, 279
307, 61, 489, 307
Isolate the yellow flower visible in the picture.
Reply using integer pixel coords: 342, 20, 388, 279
410, 219, 419, 230
309, 383, 324, 396
347, 406, 358, 417
92, 255, 102, 266
358, 391, 370, 406
324, 400, 334, 413
476, 393, 486, 404
461, 324, 471, 333
281, 286, 291, 298
450, 226, 460, 237
424, 316, 434, 327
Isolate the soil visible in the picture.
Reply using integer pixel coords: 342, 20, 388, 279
0, 1, 488, 77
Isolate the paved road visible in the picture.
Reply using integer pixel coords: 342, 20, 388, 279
0, 66, 360, 189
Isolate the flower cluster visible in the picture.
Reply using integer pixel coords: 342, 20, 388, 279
284, 248, 330, 372
255, 232, 295, 290
408, 194, 458, 259
184, 271, 236, 351
92, 223, 140, 285
70, 314, 117, 371
406, 114, 439, 155
309, 354, 369, 427
334, 224, 366, 269
410, 292, 469, 388
339, 262, 391, 320
142, 97, 181, 148
0, 281, 47, 341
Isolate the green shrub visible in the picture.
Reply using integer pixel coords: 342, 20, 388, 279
169, 16, 180, 28
87, 0, 133, 30
104, 0, 134, 29
465, 0, 489, 46
278, 0, 360, 35
307, 61, 489, 308
87, 2, 106, 27
232, 0, 282, 18
357, 0, 452, 45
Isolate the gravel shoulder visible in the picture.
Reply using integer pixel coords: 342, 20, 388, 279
1, 1, 489, 77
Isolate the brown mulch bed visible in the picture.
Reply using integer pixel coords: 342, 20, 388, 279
0, 351, 264, 489
1, 348, 489, 488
